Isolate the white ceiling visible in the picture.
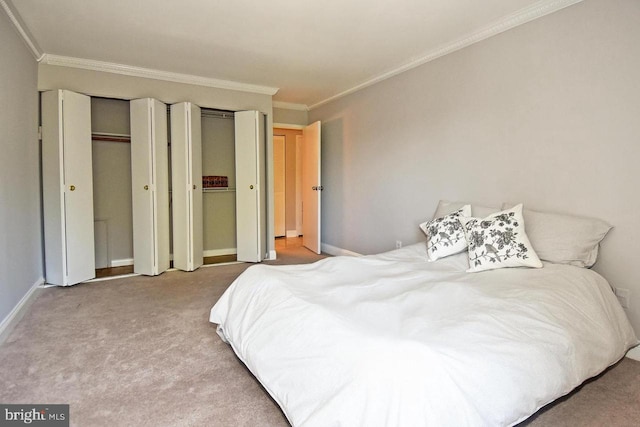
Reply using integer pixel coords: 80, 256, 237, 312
7, 0, 581, 108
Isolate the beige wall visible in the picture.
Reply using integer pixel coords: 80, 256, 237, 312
273, 107, 308, 126
309, 0, 640, 333
202, 115, 237, 252
0, 11, 41, 327
91, 98, 132, 264
39, 64, 277, 257
274, 128, 303, 233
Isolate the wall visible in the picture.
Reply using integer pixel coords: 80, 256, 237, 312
91, 98, 132, 265
273, 128, 303, 234
202, 114, 237, 253
0, 10, 41, 328
309, 0, 640, 333
39, 64, 277, 258
273, 107, 307, 126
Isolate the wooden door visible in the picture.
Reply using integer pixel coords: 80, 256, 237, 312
171, 102, 203, 271
235, 110, 266, 263
42, 89, 95, 285
302, 121, 321, 254
130, 98, 170, 275
273, 135, 286, 237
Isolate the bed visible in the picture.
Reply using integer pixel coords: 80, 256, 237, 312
210, 241, 637, 426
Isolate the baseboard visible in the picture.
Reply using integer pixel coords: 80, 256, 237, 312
0, 277, 44, 344
110, 258, 133, 267
321, 243, 362, 257
268, 250, 277, 260
203, 248, 237, 257
286, 230, 299, 238
626, 344, 640, 361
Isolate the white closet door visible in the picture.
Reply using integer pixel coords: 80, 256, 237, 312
130, 98, 170, 276
42, 89, 95, 286
170, 102, 203, 272
235, 110, 266, 263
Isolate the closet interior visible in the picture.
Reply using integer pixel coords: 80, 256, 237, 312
42, 89, 267, 284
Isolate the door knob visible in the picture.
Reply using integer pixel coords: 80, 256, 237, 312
144, 185, 149, 190
249, 185, 254, 189
69, 185, 76, 191
193, 184, 197, 189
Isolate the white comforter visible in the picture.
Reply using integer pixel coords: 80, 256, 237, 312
210, 244, 637, 426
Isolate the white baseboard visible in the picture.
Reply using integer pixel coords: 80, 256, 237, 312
0, 277, 44, 344
268, 250, 277, 260
111, 250, 238, 267
110, 258, 133, 267
626, 344, 640, 361
203, 248, 237, 257
321, 243, 362, 257
286, 230, 299, 238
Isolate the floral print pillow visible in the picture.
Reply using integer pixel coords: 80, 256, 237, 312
458, 204, 542, 273
419, 205, 471, 261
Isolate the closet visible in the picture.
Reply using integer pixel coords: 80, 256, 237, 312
42, 89, 269, 284
41, 89, 96, 286
130, 98, 170, 276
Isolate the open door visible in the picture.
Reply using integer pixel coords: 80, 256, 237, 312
273, 135, 286, 237
302, 121, 321, 254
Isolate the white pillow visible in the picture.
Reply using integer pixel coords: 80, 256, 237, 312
459, 204, 543, 273
501, 203, 612, 267
432, 199, 500, 220
419, 205, 471, 261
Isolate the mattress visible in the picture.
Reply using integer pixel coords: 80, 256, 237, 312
210, 243, 637, 426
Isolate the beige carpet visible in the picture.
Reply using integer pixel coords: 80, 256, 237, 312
1, 244, 639, 426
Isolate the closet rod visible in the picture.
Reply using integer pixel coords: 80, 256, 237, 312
92, 132, 131, 143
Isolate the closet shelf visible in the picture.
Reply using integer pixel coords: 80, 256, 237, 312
203, 187, 236, 193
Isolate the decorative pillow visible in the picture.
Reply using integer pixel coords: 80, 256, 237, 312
432, 199, 501, 221
501, 203, 612, 268
419, 205, 471, 261
459, 204, 543, 273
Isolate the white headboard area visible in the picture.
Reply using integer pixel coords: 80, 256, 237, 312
310, 0, 640, 333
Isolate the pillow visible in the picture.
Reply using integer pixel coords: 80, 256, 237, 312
501, 203, 612, 267
419, 205, 471, 261
459, 204, 543, 273
432, 200, 500, 220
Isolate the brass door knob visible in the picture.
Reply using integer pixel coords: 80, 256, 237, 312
69, 185, 76, 191
193, 184, 196, 189
144, 185, 149, 190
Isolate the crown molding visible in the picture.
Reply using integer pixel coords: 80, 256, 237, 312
0, 0, 43, 60
309, 0, 584, 110
273, 101, 309, 111
39, 54, 280, 96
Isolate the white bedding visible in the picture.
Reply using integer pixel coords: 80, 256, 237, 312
210, 243, 637, 426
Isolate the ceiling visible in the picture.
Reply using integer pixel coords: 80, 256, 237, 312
6, 0, 581, 109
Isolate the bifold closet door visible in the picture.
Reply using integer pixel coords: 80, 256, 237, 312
170, 102, 203, 272
130, 98, 170, 276
235, 110, 267, 263
42, 89, 96, 286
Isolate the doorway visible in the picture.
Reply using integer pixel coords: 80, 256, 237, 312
273, 127, 303, 240
273, 122, 321, 254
